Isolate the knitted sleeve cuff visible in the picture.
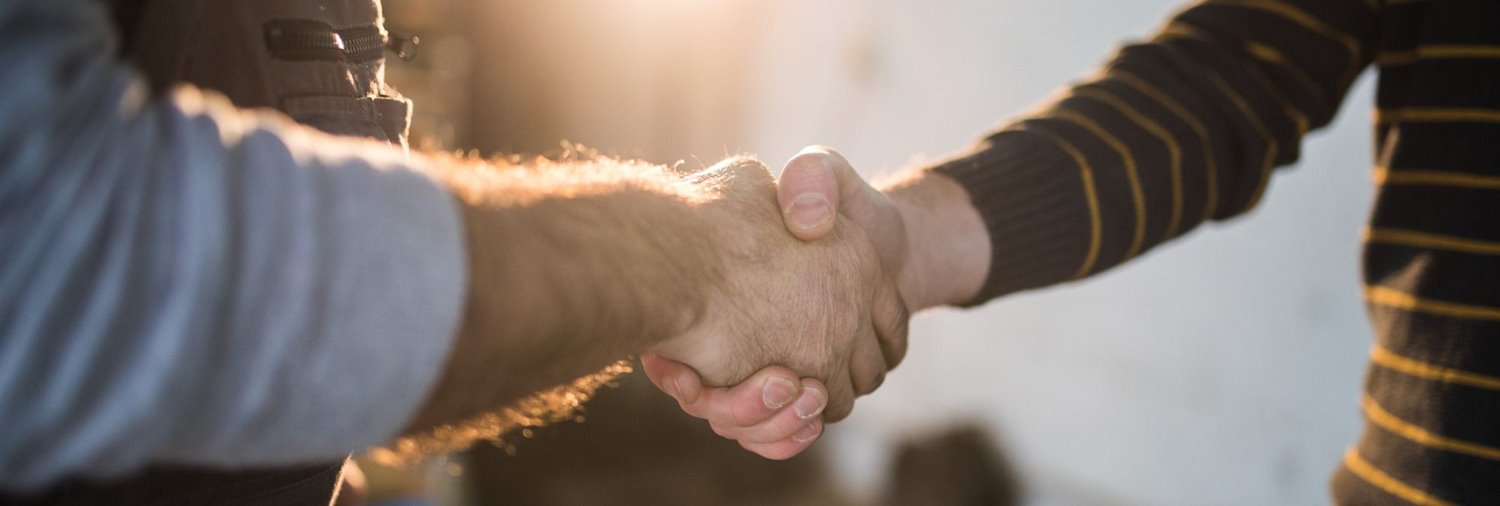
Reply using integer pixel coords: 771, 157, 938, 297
930, 129, 1097, 306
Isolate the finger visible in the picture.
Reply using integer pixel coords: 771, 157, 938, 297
711, 380, 827, 444
640, 352, 704, 406
872, 278, 911, 369
823, 366, 858, 423
776, 146, 853, 241
849, 318, 888, 396
684, 365, 808, 427
740, 418, 823, 460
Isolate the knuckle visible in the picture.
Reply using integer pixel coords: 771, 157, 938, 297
824, 397, 855, 423
885, 318, 910, 365
722, 156, 772, 181
887, 345, 908, 369
709, 420, 735, 439
864, 371, 886, 394
853, 364, 885, 396
825, 404, 853, 423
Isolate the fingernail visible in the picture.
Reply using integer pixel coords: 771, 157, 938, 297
784, 194, 832, 231
762, 377, 798, 409
794, 388, 826, 419
792, 422, 821, 443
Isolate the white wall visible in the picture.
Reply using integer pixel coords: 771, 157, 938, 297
736, 1, 1377, 504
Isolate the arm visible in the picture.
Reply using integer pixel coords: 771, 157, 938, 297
880, 169, 991, 311
1, 0, 890, 489
401, 159, 720, 433
935, 0, 1380, 301
650, 0, 1383, 458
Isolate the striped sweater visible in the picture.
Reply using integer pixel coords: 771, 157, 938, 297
931, 0, 1500, 503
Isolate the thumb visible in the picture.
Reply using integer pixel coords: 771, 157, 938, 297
640, 352, 705, 405
776, 146, 849, 241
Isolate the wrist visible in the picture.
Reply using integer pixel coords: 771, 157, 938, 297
883, 171, 990, 310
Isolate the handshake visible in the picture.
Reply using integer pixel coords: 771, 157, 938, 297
631, 146, 985, 460
421, 143, 987, 462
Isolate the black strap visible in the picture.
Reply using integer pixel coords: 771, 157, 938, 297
264, 19, 387, 63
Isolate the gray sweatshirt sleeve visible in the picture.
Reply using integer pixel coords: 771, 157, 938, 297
0, 0, 467, 491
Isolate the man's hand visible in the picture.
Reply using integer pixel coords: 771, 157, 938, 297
404, 153, 902, 439
640, 354, 828, 460
648, 157, 906, 423
645, 147, 990, 459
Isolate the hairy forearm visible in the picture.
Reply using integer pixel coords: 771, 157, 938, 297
404, 157, 721, 432
882, 170, 990, 310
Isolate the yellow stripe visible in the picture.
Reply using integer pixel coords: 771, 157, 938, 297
1155, 21, 1207, 43
1343, 449, 1453, 506
1377, 52, 1419, 67
1207, 73, 1279, 210
1048, 109, 1149, 259
1379, 45, 1500, 66
1377, 107, 1500, 125
1247, 65, 1312, 136
1371, 345, 1500, 392
1366, 227, 1500, 256
1156, 22, 1314, 135
1373, 167, 1500, 190
1365, 285, 1500, 322
1016, 125, 1103, 279
1111, 70, 1221, 221
1245, 40, 1329, 105
1074, 87, 1186, 239
1364, 394, 1500, 462
1205, 0, 1366, 87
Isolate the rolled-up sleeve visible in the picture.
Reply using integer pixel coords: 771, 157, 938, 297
0, 0, 466, 491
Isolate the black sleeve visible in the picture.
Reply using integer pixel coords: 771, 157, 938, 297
931, 0, 1380, 303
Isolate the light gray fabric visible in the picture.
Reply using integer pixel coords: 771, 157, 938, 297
0, 0, 466, 491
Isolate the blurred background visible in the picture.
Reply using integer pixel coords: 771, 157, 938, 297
375, 0, 1377, 504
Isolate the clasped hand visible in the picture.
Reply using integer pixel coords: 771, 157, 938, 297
644, 146, 912, 459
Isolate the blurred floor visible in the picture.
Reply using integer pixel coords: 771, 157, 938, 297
465, 369, 854, 506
